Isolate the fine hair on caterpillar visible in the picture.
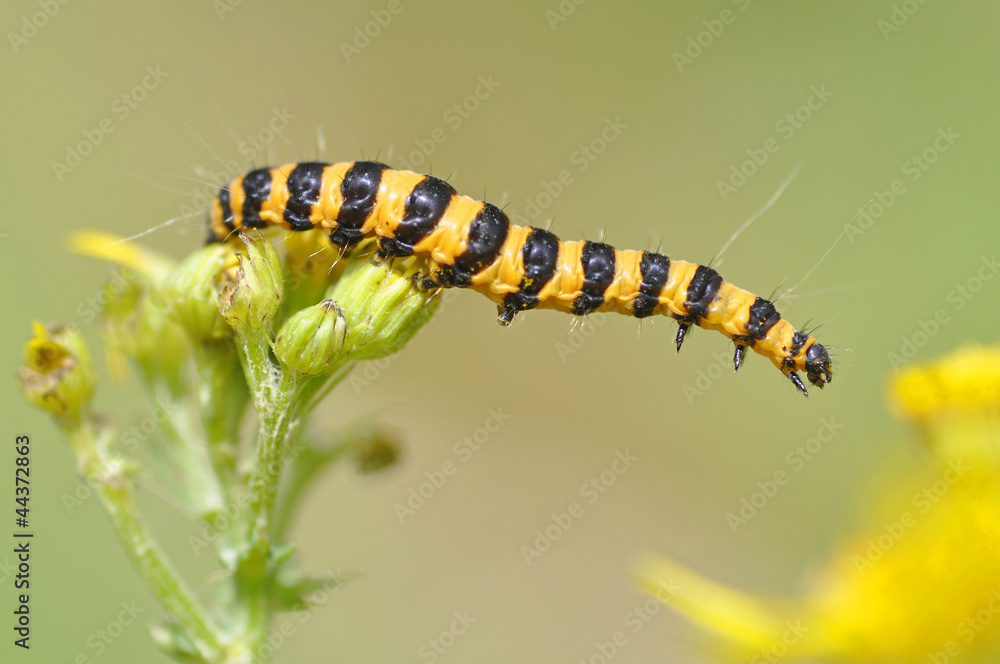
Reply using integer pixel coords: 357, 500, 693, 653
206, 160, 834, 396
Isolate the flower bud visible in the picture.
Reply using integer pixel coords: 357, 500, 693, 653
217, 233, 284, 330
18, 322, 97, 422
162, 243, 231, 341
273, 300, 348, 375
102, 279, 189, 386
353, 432, 401, 474
331, 258, 440, 361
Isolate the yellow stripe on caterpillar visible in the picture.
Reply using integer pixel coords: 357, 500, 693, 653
207, 161, 833, 395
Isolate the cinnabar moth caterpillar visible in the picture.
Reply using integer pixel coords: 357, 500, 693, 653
206, 161, 833, 395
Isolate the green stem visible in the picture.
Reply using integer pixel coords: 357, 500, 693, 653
234, 324, 278, 416
150, 378, 226, 518
192, 341, 247, 494
271, 440, 349, 541
67, 418, 224, 661
237, 327, 354, 544
245, 370, 299, 544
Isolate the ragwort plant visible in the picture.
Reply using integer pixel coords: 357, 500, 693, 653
19, 229, 438, 663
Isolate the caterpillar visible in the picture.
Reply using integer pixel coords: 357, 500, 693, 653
206, 161, 833, 395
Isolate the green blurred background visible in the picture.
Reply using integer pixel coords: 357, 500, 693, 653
2, 1, 997, 661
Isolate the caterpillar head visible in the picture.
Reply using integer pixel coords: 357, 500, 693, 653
804, 342, 833, 388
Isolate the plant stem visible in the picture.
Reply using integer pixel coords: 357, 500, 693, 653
245, 369, 299, 544
150, 378, 226, 518
192, 341, 246, 494
67, 418, 225, 661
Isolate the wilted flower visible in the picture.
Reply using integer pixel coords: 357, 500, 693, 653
18, 322, 97, 422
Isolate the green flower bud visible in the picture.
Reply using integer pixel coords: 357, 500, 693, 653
217, 233, 284, 330
100, 275, 189, 385
18, 322, 97, 422
273, 300, 348, 375
331, 258, 440, 361
162, 243, 231, 341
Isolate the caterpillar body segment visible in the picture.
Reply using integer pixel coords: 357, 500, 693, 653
207, 161, 833, 395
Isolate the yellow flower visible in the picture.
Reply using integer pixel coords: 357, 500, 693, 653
634, 345, 1000, 663
69, 230, 175, 282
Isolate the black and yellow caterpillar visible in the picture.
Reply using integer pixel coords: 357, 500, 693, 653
206, 161, 833, 395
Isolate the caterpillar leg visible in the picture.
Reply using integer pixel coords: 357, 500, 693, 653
497, 305, 518, 327
788, 372, 809, 397
675, 322, 692, 353
733, 341, 748, 372
412, 262, 451, 293
412, 272, 440, 292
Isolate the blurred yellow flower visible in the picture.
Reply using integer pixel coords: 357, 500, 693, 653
634, 345, 1000, 664
69, 230, 175, 282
